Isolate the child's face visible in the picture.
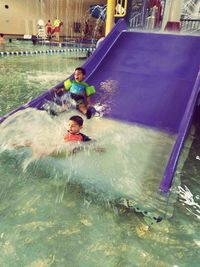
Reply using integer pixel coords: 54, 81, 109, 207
74, 70, 85, 82
68, 120, 82, 134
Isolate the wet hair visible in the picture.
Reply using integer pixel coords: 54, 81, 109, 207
75, 67, 86, 76
69, 115, 83, 126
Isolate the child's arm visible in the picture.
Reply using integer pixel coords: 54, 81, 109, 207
53, 87, 64, 94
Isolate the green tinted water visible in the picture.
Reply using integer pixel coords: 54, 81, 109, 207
0, 39, 92, 52
0, 54, 84, 117
0, 53, 200, 267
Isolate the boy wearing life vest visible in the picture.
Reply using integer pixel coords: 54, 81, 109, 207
54, 67, 96, 119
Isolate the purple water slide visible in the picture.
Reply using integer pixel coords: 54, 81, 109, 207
1, 19, 200, 193
84, 20, 200, 193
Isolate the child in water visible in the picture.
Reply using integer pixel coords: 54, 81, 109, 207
11, 115, 104, 157
64, 115, 91, 142
56, 114, 105, 155
54, 67, 96, 119
62, 115, 104, 155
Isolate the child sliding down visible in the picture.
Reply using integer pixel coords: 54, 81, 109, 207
54, 67, 96, 119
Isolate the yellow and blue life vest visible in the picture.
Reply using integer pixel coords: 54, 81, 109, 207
64, 79, 96, 97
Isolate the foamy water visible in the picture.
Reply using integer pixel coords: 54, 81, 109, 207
0, 107, 176, 213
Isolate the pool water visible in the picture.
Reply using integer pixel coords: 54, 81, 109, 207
0, 54, 84, 117
0, 39, 94, 52
0, 53, 200, 267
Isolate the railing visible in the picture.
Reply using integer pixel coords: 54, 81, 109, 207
182, 0, 198, 15
128, 0, 166, 30
180, 19, 200, 33
129, 13, 143, 28
181, 0, 200, 19
129, 16, 200, 34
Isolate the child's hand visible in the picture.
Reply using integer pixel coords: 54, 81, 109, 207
53, 87, 64, 95
52, 87, 58, 94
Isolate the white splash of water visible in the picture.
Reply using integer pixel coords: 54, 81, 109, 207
178, 185, 200, 219
100, 79, 118, 94
194, 239, 200, 246
95, 79, 119, 116
93, 103, 111, 117
0, 107, 176, 210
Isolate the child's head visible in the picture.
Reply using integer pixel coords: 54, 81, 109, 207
0, 33, 4, 37
68, 115, 83, 134
74, 67, 86, 82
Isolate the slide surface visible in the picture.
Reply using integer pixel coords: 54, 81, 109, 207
84, 21, 200, 193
